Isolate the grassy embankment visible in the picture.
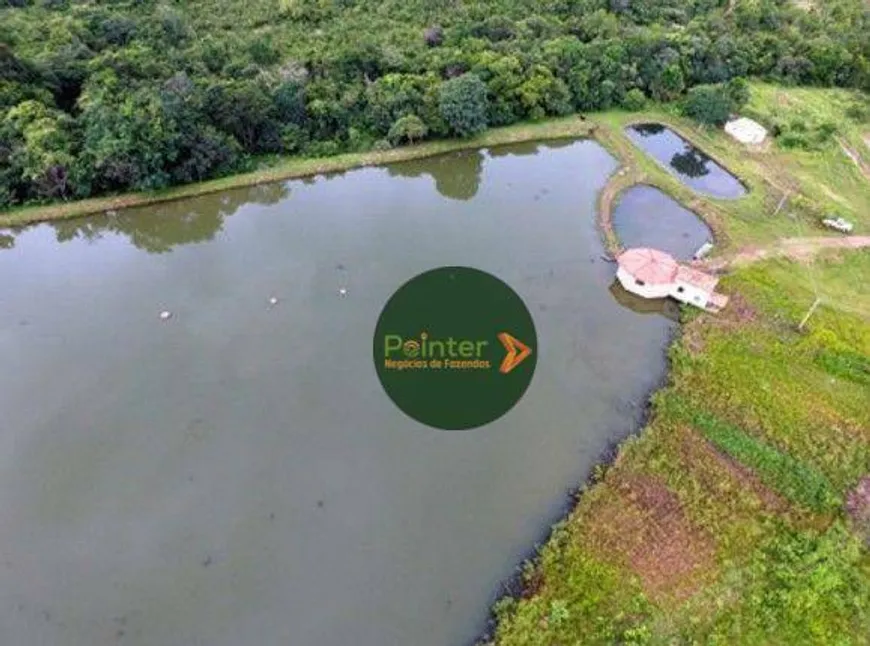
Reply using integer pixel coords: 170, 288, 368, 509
487, 86, 870, 644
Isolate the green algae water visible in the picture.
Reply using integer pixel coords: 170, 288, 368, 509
0, 140, 673, 646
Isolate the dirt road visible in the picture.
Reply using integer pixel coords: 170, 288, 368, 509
700, 236, 870, 271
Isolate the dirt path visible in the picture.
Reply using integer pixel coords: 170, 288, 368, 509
836, 137, 870, 182
700, 235, 870, 271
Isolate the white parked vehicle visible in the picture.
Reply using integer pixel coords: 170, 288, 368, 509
822, 216, 854, 233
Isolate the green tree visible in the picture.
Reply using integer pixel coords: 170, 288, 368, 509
365, 74, 427, 134
438, 73, 488, 138
724, 77, 750, 110
472, 52, 524, 126
74, 73, 180, 193
3, 100, 76, 199
387, 114, 427, 145
206, 80, 280, 153
274, 80, 307, 126
622, 88, 647, 111
650, 63, 684, 102
516, 65, 572, 120
682, 83, 733, 125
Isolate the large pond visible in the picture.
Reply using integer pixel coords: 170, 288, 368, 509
626, 124, 746, 199
0, 140, 674, 646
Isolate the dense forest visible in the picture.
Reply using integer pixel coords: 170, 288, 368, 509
1, 0, 868, 207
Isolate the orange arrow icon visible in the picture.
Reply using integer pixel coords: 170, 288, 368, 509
497, 332, 532, 374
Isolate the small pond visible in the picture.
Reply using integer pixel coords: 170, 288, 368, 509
612, 185, 713, 261
626, 124, 746, 199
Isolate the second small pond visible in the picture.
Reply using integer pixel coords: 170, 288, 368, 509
612, 185, 713, 261
626, 124, 746, 199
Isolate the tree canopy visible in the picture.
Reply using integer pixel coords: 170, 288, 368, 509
1, 0, 868, 207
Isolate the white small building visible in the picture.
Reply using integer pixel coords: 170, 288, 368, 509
615, 247, 677, 300
615, 247, 729, 313
724, 117, 768, 145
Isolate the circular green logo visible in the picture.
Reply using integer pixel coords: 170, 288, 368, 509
374, 266, 537, 430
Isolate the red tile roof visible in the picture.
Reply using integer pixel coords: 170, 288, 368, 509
617, 248, 679, 285
675, 265, 719, 292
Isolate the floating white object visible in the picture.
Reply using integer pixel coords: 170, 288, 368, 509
159, 310, 172, 320
338, 288, 348, 297
693, 241, 714, 261
724, 117, 768, 145
269, 296, 279, 305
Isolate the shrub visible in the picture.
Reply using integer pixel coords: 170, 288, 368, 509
304, 139, 340, 157
724, 76, 750, 109
710, 524, 870, 643
622, 88, 646, 111
682, 84, 733, 125
279, 123, 307, 153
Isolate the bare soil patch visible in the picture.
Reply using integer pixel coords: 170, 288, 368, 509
718, 292, 759, 325
681, 317, 708, 355
582, 474, 716, 601
702, 236, 870, 271
846, 476, 870, 546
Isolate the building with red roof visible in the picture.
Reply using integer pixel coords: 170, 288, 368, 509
616, 247, 729, 312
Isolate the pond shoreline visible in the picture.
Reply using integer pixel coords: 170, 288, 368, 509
595, 121, 729, 259
0, 117, 599, 228
2, 113, 726, 646
0, 111, 730, 235
471, 339, 678, 646
1, 110, 738, 276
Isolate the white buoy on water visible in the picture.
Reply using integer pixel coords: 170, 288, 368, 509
269, 296, 279, 306
159, 310, 172, 321
338, 288, 348, 297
